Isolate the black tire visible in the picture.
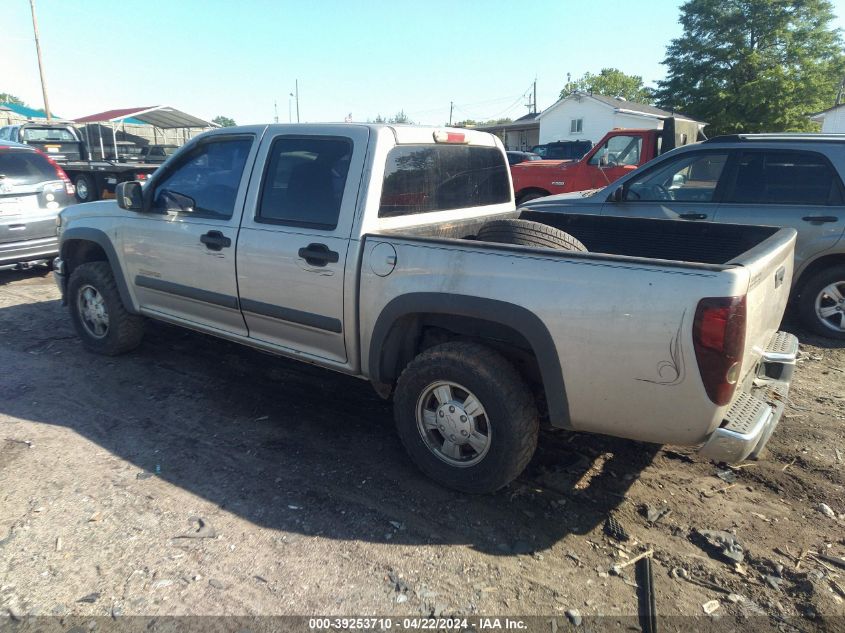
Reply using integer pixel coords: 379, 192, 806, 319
797, 265, 845, 339
476, 218, 588, 252
516, 190, 548, 205
393, 341, 539, 494
74, 173, 99, 202
68, 261, 144, 355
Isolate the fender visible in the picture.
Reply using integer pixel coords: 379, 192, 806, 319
369, 293, 571, 428
60, 227, 138, 313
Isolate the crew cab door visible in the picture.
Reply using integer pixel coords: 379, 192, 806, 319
121, 134, 257, 335
713, 149, 845, 275
602, 149, 729, 220
236, 126, 369, 364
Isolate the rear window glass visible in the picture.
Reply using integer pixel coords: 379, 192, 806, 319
379, 144, 510, 217
0, 150, 56, 183
22, 127, 77, 142
726, 151, 843, 205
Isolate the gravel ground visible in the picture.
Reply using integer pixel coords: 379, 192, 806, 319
0, 268, 843, 630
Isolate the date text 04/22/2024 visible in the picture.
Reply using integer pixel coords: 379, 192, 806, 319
307, 617, 528, 630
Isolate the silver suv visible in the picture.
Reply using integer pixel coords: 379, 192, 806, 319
1, 141, 76, 268
523, 133, 845, 339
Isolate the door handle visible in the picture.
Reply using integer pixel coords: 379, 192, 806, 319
679, 213, 707, 220
298, 243, 339, 267
200, 230, 231, 251
802, 216, 839, 223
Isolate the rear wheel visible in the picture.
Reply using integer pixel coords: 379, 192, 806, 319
74, 174, 99, 203
393, 341, 539, 493
68, 262, 144, 355
798, 265, 845, 340
476, 218, 588, 252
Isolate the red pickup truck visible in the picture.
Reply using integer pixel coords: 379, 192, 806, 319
511, 119, 703, 204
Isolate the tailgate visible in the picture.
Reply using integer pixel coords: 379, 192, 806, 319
728, 227, 797, 382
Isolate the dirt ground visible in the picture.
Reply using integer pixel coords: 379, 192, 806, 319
0, 267, 843, 630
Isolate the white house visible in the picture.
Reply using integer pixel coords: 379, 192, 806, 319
537, 92, 704, 145
811, 104, 845, 132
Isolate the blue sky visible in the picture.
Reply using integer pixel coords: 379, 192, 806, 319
3, 0, 845, 125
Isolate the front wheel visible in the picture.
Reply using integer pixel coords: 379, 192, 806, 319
393, 341, 539, 493
798, 265, 845, 339
68, 261, 144, 355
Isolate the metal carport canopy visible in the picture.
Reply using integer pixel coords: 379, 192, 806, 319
74, 105, 217, 129
73, 106, 217, 161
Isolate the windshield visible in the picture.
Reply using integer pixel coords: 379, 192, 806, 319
22, 127, 77, 142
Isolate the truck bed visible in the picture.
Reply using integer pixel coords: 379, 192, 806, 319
363, 211, 796, 449
378, 211, 781, 267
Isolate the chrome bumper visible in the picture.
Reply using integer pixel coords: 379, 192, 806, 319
699, 331, 798, 463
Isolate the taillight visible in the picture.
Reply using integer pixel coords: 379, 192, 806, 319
36, 149, 75, 195
693, 296, 746, 406
135, 173, 147, 181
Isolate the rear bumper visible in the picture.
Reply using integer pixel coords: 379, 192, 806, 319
0, 236, 58, 268
698, 331, 798, 463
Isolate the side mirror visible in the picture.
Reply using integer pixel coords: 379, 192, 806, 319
598, 154, 609, 168
610, 186, 624, 203
116, 181, 143, 211
158, 188, 196, 214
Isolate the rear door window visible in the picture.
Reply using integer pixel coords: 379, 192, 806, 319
724, 151, 843, 205
0, 150, 57, 184
379, 144, 509, 217
257, 136, 353, 229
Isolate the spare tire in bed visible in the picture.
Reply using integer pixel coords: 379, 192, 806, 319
476, 219, 588, 252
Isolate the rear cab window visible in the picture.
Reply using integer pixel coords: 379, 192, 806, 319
22, 127, 77, 142
378, 144, 510, 217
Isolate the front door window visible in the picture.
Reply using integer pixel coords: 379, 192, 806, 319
625, 152, 728, 202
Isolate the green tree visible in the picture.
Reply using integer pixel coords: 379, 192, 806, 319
212, 115, 236, 127
655, 0, 845, 135
388, 110, 412, 124
0, 93, 26, 105
560, 69, 654, 104
454, 117, 513, 127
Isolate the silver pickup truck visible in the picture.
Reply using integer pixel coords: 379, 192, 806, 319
53, 124, 799, 493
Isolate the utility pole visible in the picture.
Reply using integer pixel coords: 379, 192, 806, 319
533, 78, 537, 114
295, 79, 300, 123
274, 100, 279, 123
29, 0, 51, 121
449, 101, 453, 126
